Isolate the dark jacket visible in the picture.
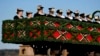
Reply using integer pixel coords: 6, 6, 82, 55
13, 15, 24, 20
47, 14, 55, 18
34, 12, 46, 17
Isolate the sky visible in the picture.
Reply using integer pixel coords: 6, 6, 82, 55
0, 0, 100, 49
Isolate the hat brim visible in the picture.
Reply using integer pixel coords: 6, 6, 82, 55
37, 7, 44, 10
17, 10, 24, 12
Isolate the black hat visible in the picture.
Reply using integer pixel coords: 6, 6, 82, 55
67, 9, 73, 14
17, 8, 24, 12
49, 7, 55, 12
26, 11, 32, 16
74, 10, 79, 16
56, 9, 63, 14
37, 5, 44, 10
86, 15, 89, 18
80, 13, 85, 18
16, 8, 23, 14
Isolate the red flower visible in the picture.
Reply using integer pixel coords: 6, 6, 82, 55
65, 32, 72, 40
88, 27, 93, 31
37, 31, 40, 36
53, 31, 61, 39
97, 36, 100, 42
97, 28, 100, 33
76, 33, 83, 41
66, 23, 73, 29
76, 25, 82, 30
44, 30, 48, 36
86, 35, 93, 42
29, 32, 33, 37
54, 22, 60, 27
